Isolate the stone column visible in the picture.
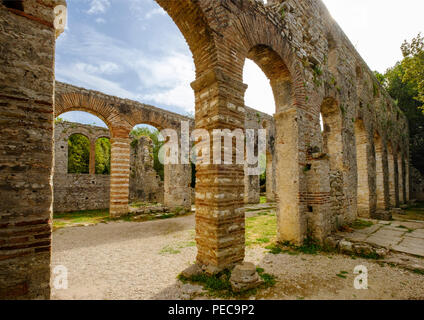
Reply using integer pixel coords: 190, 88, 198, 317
405, 158, 410, 202
394, 153, 400, 207
275, 108, 305, 245
191, 70, 246, 271
387, 148, 396, 207
109, 135, 131, 217
0, 0, 66, 299
266, 152, 276, 202
398, 157, 404, 204
244, 163, 260, 204
89, 139, 96, 175
375, 138, 385, 210
164, 163, 192, 211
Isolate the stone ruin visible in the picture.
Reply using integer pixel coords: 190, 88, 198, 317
0, 0, 412, 299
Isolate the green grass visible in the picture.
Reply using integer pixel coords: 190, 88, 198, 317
178, 267, 276, 298
336, 271, 348, 279
245, 212, 277, 247
397, 203, 424, 221
260, 196, 267, 204
159, 245, 181, 255
350, 219, 374, 230
53, 209, 110, 230
265, 237, 324, 256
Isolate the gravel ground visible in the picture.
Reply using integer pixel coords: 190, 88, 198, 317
51, 214, 424, 300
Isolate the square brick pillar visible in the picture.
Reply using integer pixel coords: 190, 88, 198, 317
109, 135, 131, 217
0, 1, 65, 299
191, 69, 247, 271
274, 108, 305, 245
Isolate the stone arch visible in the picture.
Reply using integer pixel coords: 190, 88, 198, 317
242, 44, 304, 244
55, 92, 127, 134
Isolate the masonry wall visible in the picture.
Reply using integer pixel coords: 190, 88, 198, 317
0, 0, 61, 299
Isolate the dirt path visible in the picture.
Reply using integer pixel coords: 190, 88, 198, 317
51, 214, 424, 300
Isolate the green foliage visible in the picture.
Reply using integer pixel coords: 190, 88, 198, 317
381, 38, 424, 173
400, 33, 424, 108
68, 134, 90, 174
95, 137, 111, 174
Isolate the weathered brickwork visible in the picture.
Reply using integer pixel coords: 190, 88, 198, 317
0, 0, 411, 298
0, 0, 65, 300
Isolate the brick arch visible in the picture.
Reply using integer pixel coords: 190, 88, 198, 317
55, 92, 131, 136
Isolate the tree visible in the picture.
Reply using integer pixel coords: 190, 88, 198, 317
379, 34, 424, 174
95, 138, 111, 174
400, 33, 424, 110
68, 134, 90, 174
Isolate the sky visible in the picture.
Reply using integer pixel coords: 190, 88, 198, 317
56, 0, 424, 128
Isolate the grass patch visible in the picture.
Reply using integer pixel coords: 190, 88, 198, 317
336, 271, 348, 279
53, 209, 110, 230
159, 245, 181, 255
266, 237, 324, 256
130, 201, 160, 208
245, 213, 277, 247
397, 225, 414, 233
260, 196, 267, 204
412, 268, 424, 275
178, 267, 276, 298
351, 219, 374, 230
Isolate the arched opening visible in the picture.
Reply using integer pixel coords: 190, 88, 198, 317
95, 137, 111, 175
244, 44, 301, 244
67, 133, 90, 174
129, 124, 165, 209
53, 111, 111, 219
354, 118, 373, 217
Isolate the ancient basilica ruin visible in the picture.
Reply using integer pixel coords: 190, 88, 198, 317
0, 0, 414, 299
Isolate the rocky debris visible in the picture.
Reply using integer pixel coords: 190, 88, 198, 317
181, 264, 203, 278
325, 236, 389, 258
400, 204, 409, 210
373, 210, 392, 220
381, 253, 424, 273
230, 262, 263, 292
391, 208, 403, 215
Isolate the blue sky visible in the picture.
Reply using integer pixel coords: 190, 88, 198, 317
56, 0, 424, 128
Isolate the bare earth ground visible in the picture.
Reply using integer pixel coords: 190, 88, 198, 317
51, 213, 424, 300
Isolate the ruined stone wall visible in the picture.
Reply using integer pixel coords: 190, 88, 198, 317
129, 136, 164, 204
53, 122, 110, 212
53, 122, 165, 212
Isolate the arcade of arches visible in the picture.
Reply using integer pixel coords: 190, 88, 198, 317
0, 0, 412, 299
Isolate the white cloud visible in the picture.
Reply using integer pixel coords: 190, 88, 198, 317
95, 17, 106, 24
87, 0, 110, 15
